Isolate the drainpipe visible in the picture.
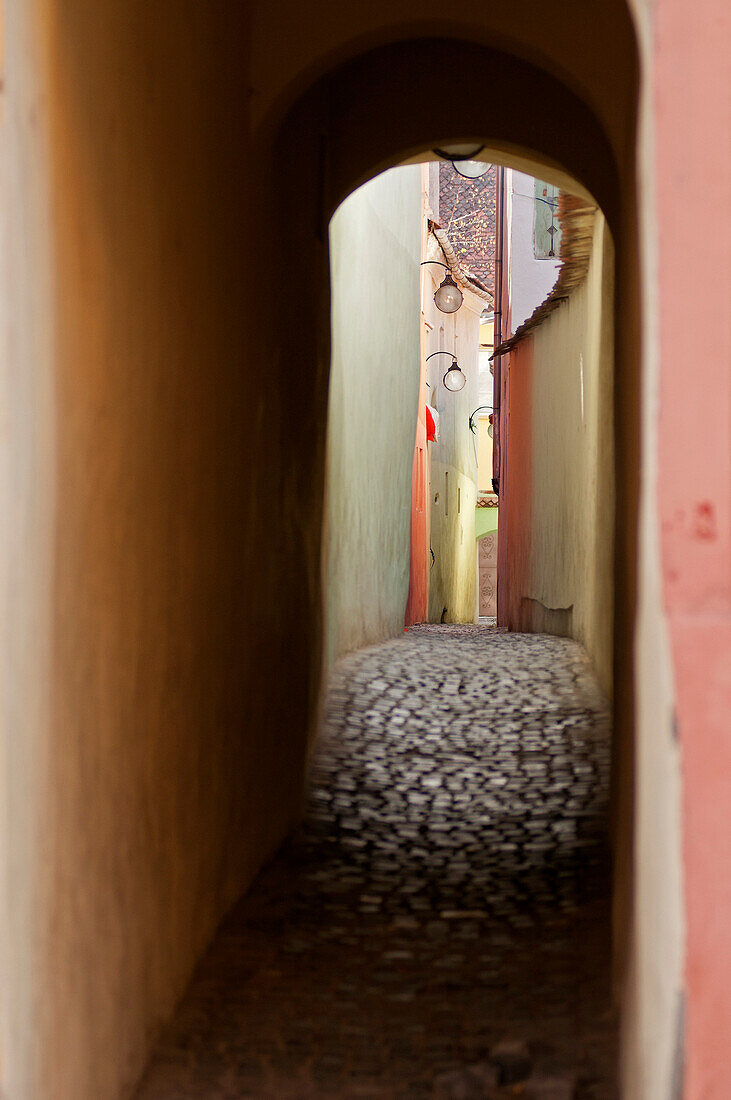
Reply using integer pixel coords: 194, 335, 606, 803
492, 165, 505, 496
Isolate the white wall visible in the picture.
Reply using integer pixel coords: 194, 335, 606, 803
505, 169, 561, 334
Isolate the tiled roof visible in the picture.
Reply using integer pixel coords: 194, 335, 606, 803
429, 221, 494, 305
438, 163, 497, 287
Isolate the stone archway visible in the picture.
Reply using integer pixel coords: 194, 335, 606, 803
260, 31, 641, 1006
0, 6, 649, 1096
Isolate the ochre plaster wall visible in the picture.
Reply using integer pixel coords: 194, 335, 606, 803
0, 6, 56, 1094
325, 167, 422, 663
500, 214, 615, 696
1, 4, 309, 1098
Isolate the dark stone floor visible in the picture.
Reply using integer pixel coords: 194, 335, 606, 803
136, 625, 617, 1099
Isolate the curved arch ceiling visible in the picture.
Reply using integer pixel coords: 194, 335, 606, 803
272, 39, 624, 233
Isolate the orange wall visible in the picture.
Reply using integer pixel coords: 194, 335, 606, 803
405, 167, 432, 627
405, 363, 429, 627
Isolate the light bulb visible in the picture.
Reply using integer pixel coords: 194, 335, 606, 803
434, 275, 463, 314
443, 363, 466, 392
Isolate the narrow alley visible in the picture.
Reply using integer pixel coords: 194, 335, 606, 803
136, 625, 616, 1099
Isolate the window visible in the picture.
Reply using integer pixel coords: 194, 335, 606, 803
534, 180, 561, 258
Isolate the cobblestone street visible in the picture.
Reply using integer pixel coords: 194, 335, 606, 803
137, 625, 617, 1099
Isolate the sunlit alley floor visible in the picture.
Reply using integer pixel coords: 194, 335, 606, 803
137, 625, 617, 1099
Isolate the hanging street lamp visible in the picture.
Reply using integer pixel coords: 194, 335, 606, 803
433, 143, 491, 180
469, 405, 494, 435
426, 351, 467, 393
420, 260, 463, 314
443, 361, 467, 392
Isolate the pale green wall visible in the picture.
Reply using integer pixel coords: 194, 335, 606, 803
502, 213, 615, 695
325, 167, 422, 664
475, 506, 498, 539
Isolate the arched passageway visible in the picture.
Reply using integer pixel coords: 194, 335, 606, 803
260, 22, 640, 1031
5, 0, 729, 1094
135, 32, 636, 1095
11, 3, 706, 1097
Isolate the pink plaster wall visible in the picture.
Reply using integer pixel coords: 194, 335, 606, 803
654, 0, 731, 1091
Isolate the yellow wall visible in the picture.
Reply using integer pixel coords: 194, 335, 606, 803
477, 417, 494, 493
428, 459, 478, 622
423, 266, 481, 624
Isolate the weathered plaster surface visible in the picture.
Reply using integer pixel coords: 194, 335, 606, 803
651, 0, 731, 1093
500, 214, 615, 697
2, 5, 307, 1098
325, 167, 422, 664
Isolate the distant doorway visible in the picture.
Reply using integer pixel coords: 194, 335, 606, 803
478, 531, 498, 616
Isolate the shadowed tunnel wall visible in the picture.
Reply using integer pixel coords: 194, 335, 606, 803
1, 4, 309, 1097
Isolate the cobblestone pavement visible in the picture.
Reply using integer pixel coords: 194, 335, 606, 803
137, 625, 617, 1099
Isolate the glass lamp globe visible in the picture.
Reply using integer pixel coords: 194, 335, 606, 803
434, 274, 463, 314
443, 362, 466, 392
453, 159, 490, 180
434, 144, 490, 179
